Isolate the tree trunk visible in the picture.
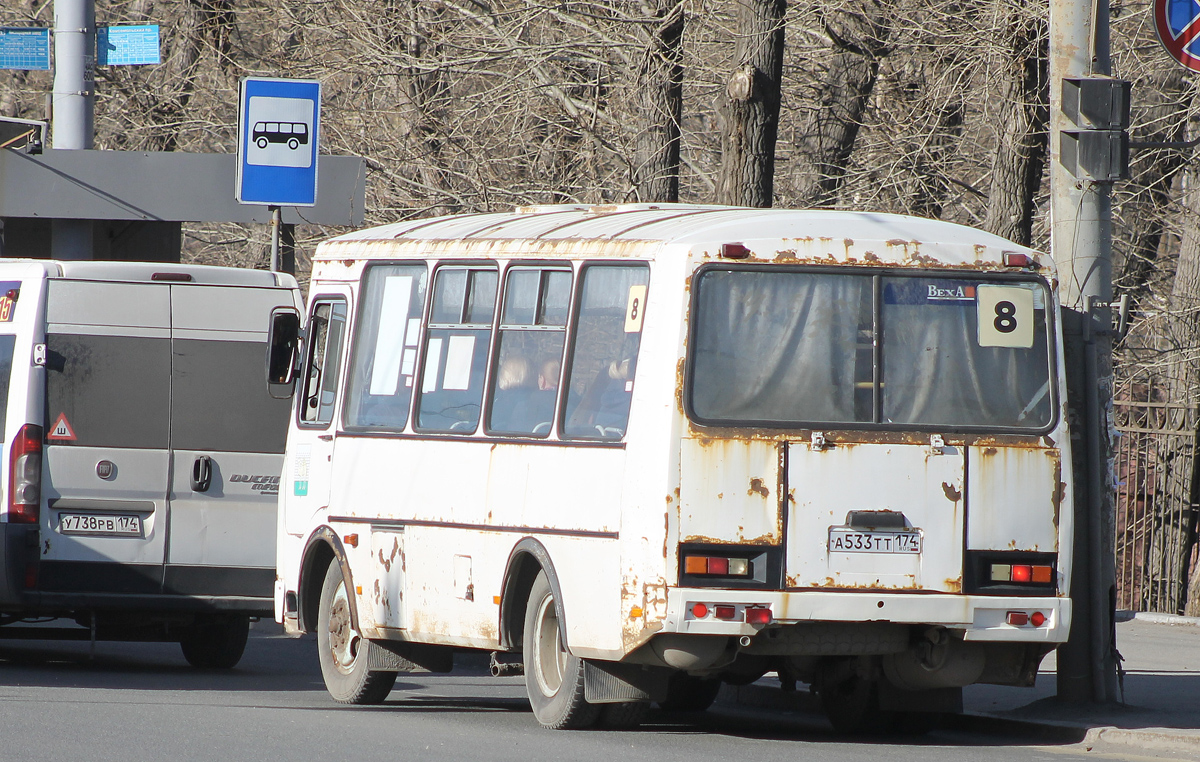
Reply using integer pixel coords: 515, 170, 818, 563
633, 1, 684, 202
793, 0, 890, 208
982, 6, 1048, 246
715, 0, 786, 208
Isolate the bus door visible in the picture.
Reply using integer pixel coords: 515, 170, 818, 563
785, 441, 965, 592
40, 280, 172, 594
282, 293, 349, 538
165, 285, 295, 598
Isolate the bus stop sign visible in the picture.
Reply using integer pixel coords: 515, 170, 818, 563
1154, 0, 1200, 72
236, 77, 321, 206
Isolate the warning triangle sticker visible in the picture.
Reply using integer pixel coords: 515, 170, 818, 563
47, 413, 76, 441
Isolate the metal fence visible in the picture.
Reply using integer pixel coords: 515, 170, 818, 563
1113, 395, 1200, 613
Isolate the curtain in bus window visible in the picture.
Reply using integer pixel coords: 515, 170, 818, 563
563, 265, 650, 439
880, 278, 1053, 428
690, 270, 870, 424
345, 265, 428, 430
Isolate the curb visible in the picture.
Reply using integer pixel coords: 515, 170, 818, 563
1121, 611, 1200, 627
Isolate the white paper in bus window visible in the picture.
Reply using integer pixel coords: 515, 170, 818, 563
369, 276, 413, 395
422, 338, 443, 393
977, 285, 1034, 348
405, 318, 421, 347
443, 335, 476, 391
401, 348, 416, 376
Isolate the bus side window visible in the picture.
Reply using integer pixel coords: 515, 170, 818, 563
487, 268, 570, 437
417, 267, 497, 434
344, 265, 429, 430
562, 264, 649, 439
299, 300, 347, 426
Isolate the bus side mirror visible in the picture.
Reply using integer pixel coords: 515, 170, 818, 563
267, 309, 302, 397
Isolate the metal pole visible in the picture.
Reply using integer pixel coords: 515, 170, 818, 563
269, 206, 281, 272
51, 0, 95, 260
1049, 0, 1117, 704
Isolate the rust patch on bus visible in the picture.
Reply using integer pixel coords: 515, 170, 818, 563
942, 482, 962, 502
748, 478, 770, 498
944, 577, 962, 593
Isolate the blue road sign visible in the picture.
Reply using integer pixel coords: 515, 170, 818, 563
0, 27, 50, 71
236, 77, 321, 207
97, 25, 161, 66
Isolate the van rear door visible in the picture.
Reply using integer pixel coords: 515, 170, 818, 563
164, 285, 294, 600
40, 280, 171, 593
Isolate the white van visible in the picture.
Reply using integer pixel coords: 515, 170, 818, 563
0, 260, 301, 668
273, 204, 1073, 730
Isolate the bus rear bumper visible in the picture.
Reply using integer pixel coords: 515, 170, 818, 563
663, 588, 1072, 643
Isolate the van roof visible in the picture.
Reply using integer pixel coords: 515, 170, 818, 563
0, 259, 297, 288
317, 203, 1047, 271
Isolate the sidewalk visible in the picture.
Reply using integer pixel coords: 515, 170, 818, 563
721, 613, 1200, 757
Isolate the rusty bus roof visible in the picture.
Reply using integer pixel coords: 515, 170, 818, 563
316, 204, 1046, 270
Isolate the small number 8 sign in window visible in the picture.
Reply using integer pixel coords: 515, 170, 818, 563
976, 285, 1034, 348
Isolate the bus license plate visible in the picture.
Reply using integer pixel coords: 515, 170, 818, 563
828, 528, 921, 554
59, 514, 142, 537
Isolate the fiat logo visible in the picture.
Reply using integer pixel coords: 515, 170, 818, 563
96, 461, 116, 480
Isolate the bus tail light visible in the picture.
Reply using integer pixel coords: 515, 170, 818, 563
1006, 610, 1048, 627
9, 424, 43, 524
683, 554, 751, 576
714, 605, 736, 620
745, 606, 772, 625
1003, 252, 1033, 268
990, 563, 1053, 584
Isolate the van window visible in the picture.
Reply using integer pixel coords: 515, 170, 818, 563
172, 339, 292, 453
0, 334, 15, 440
346, 265, 429, 430
299, 300, 347, 426
562, 265, 649, 439
487, 268, 570, 436
418, 267, 497, 433
46, 334, 171, 449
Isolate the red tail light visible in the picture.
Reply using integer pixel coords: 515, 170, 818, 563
9, 424, 43, 524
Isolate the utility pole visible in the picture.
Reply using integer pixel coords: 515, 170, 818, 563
50, 0, 95, 260
1049, 0, 1123, 703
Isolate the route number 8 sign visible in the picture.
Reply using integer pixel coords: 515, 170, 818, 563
976, 285, 1034, 348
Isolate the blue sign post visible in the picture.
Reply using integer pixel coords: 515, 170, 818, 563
236, 77, 321, 207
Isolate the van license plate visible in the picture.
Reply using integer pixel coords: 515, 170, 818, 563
828, 529, 921, 554
59, 514, 142, 537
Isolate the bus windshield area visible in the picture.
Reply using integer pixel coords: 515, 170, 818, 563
689, 267, 1055, 431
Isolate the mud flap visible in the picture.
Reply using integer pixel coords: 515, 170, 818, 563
583, 660, 670, 704
369, 640, 455, 673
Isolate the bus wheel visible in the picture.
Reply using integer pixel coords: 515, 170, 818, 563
523, 571, 599, 729
179, 614, 249, 669
658, 673, 722, 712
317, 562, 397, 704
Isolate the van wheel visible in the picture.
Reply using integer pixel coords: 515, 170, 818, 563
523, 571, 599, 729
179, 614, 249, 669
317, 562, 396, 704
658, 673, 722, 712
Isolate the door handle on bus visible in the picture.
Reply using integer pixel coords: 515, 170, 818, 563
191, 455, 213, 492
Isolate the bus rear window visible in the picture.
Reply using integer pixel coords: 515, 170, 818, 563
688, 268, 1055, 431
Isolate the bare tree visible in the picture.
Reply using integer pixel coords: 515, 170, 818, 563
716, 0, 786, 207
633, 0, 685, 202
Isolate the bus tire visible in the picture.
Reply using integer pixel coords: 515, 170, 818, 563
598, 700, 650, 729
523, 570, 599, 729
179, 614, 249, 669
658, 673, 722, 712
317, 562, 397, 704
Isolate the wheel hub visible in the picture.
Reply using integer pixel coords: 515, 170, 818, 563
327, 582, 359, 670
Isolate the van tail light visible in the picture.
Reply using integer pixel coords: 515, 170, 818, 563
9, 424, 43, 524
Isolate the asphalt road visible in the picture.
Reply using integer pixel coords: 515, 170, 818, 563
0, 623, 1131, 762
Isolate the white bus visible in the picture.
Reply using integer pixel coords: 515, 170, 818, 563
272, 204, 1073, 731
